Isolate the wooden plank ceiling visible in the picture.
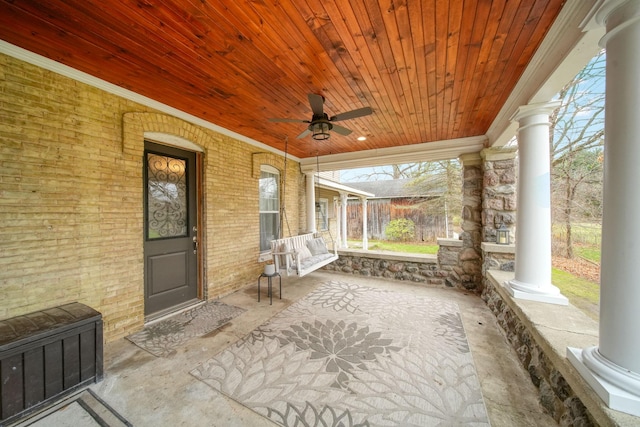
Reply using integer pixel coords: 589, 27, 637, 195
0, 0, 564, 159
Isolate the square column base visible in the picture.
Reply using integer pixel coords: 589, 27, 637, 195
503, 281, 569, 305
567, 347, 640, 417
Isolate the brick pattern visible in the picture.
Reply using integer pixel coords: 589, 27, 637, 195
0, 54, 301, 341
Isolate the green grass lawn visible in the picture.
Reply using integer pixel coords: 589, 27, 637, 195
574, 245, 601, 263
348, 239, 439, 254
552, 223, 602, 246
552, 268, 600, 320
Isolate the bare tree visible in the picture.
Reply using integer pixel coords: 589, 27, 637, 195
345, 163, 434, 181
550, 50, 605, 258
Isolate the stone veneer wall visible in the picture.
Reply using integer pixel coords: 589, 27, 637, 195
325, 238, 480, 291
481, 278, 596, 426
481, 147, 517, 243
325, 250, 442, 284
481, 242, 515, 276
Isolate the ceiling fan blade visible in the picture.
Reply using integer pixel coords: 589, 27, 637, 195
268, 118, 307, 123
331, 124, 353, 136
296, 128, 312, 139
330, 106, 373, 122
308, 93, 325, 116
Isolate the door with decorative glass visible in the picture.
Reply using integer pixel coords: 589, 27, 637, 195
143, 142, 198, 316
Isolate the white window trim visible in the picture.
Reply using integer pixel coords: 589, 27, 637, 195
259, 165, 280, 261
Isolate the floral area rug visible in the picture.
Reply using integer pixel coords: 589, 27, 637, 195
126, 301, 245, 357
190, 281, 490, 426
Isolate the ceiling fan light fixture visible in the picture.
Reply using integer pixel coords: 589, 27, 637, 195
311, 122, 331, 140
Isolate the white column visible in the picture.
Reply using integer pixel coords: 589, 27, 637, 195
340, 192, 348, 248
505, 102, 568, 305
568, 0, 640, 417
333, 196, 340, 247
305, 172, 316, 233
361, 197, 368, 250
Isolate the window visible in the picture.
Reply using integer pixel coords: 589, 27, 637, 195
259, 165, 280, 253
316, 198, 329, 231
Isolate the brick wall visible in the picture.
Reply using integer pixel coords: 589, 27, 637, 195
0, 54, 301, 341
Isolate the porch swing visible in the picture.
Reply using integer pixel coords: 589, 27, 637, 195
269, 139, 338, 277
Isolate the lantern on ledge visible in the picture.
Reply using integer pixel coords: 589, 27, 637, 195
497, 223, 510, 245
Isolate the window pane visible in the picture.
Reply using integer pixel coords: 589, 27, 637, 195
259, 168, 280, 251
260, 213, 279, 251
259, 172, 279, 211
147, 153, 187, 239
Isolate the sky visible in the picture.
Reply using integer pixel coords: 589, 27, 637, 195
339, 166, 394, 183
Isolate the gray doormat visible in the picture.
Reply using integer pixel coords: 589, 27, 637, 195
191, 281, 490, 426
126, 301, 246, 357
12, 389, 130, 427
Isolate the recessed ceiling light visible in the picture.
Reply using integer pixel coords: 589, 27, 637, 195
357, 136, 367, 141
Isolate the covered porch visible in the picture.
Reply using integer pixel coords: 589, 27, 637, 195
2, 0, 640, 425
30, 271, 559, 426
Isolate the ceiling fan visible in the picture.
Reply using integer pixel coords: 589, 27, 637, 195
269, 93, 373, 140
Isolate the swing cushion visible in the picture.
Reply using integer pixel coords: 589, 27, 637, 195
295, 244, 312, 261
306, 237, 328, 255
278, 242, 294, 265
270, 232, 338, 277
299, 252, 335, 272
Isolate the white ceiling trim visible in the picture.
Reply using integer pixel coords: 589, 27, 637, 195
301, 136, 487, 173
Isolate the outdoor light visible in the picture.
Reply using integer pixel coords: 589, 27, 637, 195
497, 223, 510, 245
311, 121, 331, 140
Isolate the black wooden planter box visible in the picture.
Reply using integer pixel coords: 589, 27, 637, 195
0, 303, 103, 425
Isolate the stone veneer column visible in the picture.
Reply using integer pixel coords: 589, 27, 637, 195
480, 147, 517, 244
506, 102, 568, 305
568, 0, 640, 416
456, 153, 483, 290
305, 172, 316, 233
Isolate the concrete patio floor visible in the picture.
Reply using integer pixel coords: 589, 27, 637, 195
37, 271, 558, 426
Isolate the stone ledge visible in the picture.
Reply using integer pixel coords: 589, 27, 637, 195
437, 238, 463, 247
486, 270, 639, 427
337, 248, 437, 264
481, 242, 515, 254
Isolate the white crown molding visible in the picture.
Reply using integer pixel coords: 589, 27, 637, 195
486, 0, 605, 148
0, 40, 297, 161
300, 136, 487, 173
